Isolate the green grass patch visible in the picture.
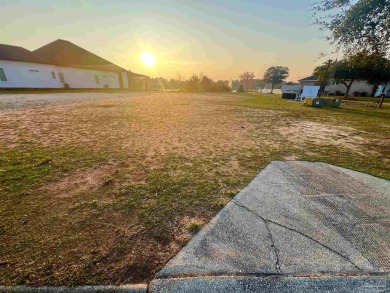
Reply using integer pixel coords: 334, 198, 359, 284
0, 145, 114, 195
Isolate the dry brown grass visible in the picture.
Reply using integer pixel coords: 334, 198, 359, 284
0, 92, 389, 286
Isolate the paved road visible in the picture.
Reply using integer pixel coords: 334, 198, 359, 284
152, 161, 390, 292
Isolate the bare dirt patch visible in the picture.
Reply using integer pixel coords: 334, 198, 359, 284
0, 94, 253, 161
278, 121, 370, 155
43, 161, 119, 199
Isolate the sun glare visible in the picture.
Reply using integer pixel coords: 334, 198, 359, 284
141, 52, 156, 67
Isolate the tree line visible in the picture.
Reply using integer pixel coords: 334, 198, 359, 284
146, 74, 230, 92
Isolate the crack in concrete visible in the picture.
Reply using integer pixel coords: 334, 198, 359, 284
232, 200, 363, 272
264, 221, 281, 274
232, 200, 281, 274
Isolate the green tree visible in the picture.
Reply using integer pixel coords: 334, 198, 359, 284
313, 0, 390, 55
185, 74, 200, 92
263, 66, 289, 93
350, 52, 390, 85
200, 76, 213, 92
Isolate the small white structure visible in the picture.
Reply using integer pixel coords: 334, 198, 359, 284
281, 84, 301, 100
0, 40, 142, 89
301, 86, 320, 101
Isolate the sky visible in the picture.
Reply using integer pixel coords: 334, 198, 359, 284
1, 0, 334, 81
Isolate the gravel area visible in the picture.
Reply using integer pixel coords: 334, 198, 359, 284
0, 92, 143, 112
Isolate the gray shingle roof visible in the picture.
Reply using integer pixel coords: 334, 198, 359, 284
33, 39, 127, 72
1, 40, 147, 77
298, 75, 318, 81
0, 44, 45, 64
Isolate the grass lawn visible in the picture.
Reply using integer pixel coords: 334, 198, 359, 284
0, 92, 389, 286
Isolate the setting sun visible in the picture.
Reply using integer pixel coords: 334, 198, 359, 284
141, 52, 156, 67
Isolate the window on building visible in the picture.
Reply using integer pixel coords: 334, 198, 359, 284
29, 69, 39, 72
0, 68, 7, 81
95, 75, 100, 84
51, 71, 56, 79
58, 72, 65, 83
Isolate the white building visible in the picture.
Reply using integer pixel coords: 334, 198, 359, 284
0, 39, 145, 89
298, 75, 375, 96
281, 84, 301, 99
325, 80, 374, 96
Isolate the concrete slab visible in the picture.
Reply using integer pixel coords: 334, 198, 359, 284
150, 276, 389, 293
157, 201, 277, 277
155, 161, 390, 291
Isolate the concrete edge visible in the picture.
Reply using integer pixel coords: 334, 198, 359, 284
150, 275, 390, 292
0, 284, 148, 292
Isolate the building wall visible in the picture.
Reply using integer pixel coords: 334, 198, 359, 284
57, 66, 121, 89
121, 71, 129, 89
0, 60, 62, 88
0, 60, 128, 89
325, 80, 373, 95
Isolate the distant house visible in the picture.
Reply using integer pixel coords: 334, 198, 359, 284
298, 75, 318, 87
326, 80, 374, 96
298, 75, 375, 96
0, 39, 146, 89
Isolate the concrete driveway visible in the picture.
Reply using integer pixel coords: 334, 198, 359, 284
151, 161, 390, 292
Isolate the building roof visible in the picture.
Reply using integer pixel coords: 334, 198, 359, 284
0, 44, 46, 64
298, 75, 318, 82
33, 39, 127, 72
1, 40, 148, 77
128, 71, 149, 78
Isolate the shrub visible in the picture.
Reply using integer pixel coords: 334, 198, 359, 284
360, 91, 368, 97
63, 83, 70, 89
238, 85, 244, 92
353, 91, 360, 97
